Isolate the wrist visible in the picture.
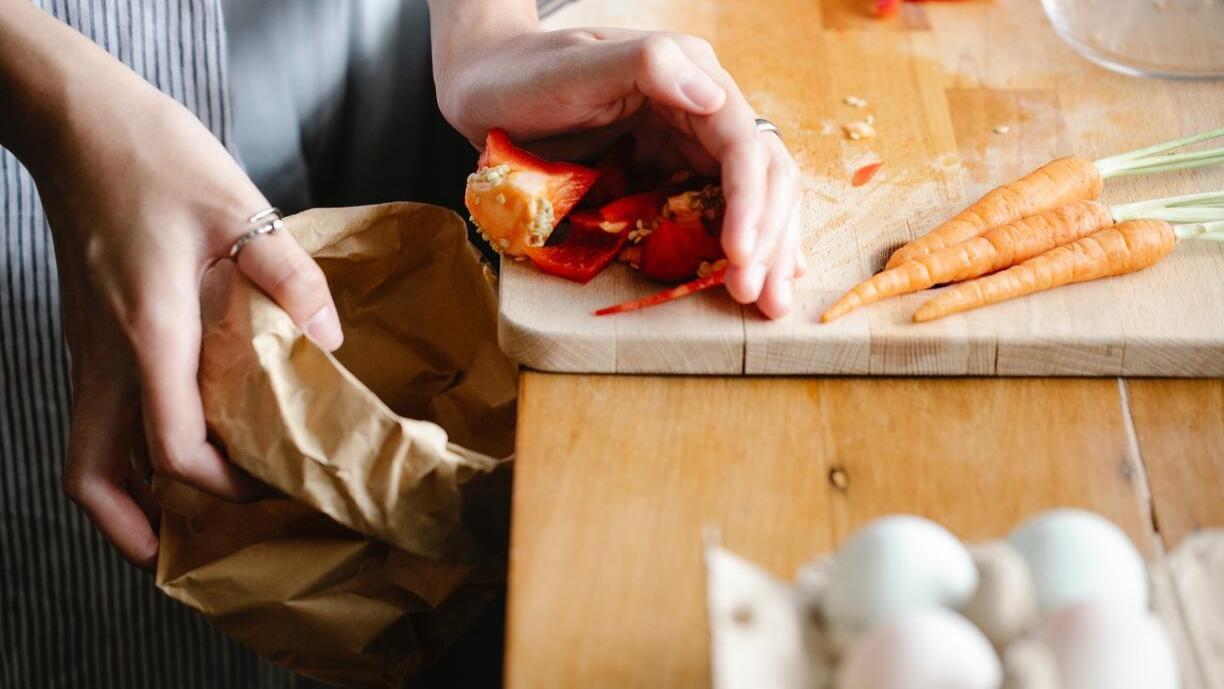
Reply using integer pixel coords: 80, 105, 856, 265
427, 0, 540, 133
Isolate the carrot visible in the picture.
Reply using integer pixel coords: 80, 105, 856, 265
822, 199, 1114, 322
884, 127, 1224, 269
912, 219, 1176, 323
594, 269, 726, 316
886, 157, 1103, 268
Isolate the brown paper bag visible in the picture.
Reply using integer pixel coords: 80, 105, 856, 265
156, 203, 517, 688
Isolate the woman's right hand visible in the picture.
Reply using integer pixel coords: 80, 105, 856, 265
2, 3, 344, 570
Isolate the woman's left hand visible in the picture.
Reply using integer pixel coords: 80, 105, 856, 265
434, 27, 805, 319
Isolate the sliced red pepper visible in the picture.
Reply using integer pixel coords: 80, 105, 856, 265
524, 214, 629, 284
852, 161, 884, 187
466, 128, 600, 255
594, 269, 728, 316
585, 135, 635, 207
596, 190, 668, 233
638, 216, 724, 283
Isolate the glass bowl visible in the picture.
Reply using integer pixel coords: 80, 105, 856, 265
1041, 0, 1224, 80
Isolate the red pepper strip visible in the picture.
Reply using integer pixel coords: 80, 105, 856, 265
524, 213, 629, 284
594, 269, 728, 316
478, 128, 600, 221
585, 135, 635, 207
852, 161, 883, 187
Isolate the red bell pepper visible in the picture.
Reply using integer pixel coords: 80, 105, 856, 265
524, 212, 629, 284
466, 128, 599, 256
594, 269, 728, 316
638, 216, 724, 283
596, 190, 668, 233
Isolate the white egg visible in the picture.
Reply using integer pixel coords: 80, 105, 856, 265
1008, 509, 1148, 612
963, 541, 1039, 647
837, 609, 1003, 689
1000, 638, 1059, 689
825, 515, 978, 640
1038, 600, 1178, 689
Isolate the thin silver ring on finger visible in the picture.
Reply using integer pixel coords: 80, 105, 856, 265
228, 207, 284, 259
755, 118, 783, 141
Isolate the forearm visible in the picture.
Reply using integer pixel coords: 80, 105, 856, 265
426, 0, 540, 89
0, 0, 154, 175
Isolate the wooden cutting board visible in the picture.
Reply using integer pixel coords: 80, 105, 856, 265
499, 0, 1224, 376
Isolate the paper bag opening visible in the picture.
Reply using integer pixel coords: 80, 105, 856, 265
156, 203, 516, 688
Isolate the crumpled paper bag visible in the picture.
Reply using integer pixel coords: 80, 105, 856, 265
155, 203, 517, 688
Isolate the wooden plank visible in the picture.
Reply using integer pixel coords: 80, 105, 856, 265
505, 374, 1154, 689
504, 0, 1224, 376
1128, 379, 1224, 551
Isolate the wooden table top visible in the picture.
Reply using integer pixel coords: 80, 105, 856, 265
505, 1, 1224, 688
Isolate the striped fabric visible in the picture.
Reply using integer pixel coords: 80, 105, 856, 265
0, 2, 302, 687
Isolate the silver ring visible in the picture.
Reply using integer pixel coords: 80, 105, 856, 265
755, 118, 782, 140
228, 207, 284, 259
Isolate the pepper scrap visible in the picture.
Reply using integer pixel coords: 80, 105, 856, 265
852, 161, 883, 187
876, 0, 969, 17
594, 269, 728, 316
638, 186, 726, 283
523, 211, 629, 284
465, 128, 599, 256
875, 0, 902, 16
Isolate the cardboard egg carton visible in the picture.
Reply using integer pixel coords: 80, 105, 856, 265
704, 529, 1224, 689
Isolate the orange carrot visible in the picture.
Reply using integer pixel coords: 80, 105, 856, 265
885, 127, 1224, 269
821, 200, 1114, 322
885, 157, 1103, 269
912, 219, 1175, 322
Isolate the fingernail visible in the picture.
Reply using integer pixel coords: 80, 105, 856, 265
677, 69, 725, 112
305, 304, 344, 351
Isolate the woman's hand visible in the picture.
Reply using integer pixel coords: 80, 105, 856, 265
432, 24, 805, 319
2, 3, 343, 570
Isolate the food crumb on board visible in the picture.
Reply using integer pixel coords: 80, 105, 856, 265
844, 95, 867, 108
844, 120, 877, 141
697, 258, 729, 279
993, 124, 1011, 135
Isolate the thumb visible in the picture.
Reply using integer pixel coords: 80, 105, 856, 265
588, 34, 727, 115
235, 228, 344, 351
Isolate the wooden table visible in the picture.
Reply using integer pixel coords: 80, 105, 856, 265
505, 1, 1224, 688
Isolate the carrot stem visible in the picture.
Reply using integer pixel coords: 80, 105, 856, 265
1174, 219, 1224, 242
1094, 126, 1224, 166
1096, 145, 1224, 178
1111, 190, 1224, 223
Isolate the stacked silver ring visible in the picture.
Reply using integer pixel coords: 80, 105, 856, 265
755, 118, 783, 140
228, 207, 285, 259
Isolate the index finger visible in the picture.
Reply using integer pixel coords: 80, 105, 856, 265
132, 299, 261, 501
686, 74, 767, 267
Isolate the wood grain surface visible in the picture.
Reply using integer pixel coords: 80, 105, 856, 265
499, 0, 1224, 376
506, 373, 1224, 689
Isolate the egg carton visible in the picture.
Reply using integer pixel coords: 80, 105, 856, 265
704, 526, 1224, 689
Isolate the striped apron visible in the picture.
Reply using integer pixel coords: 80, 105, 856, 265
0, 2, 301, 687
2, 1, 576, 686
